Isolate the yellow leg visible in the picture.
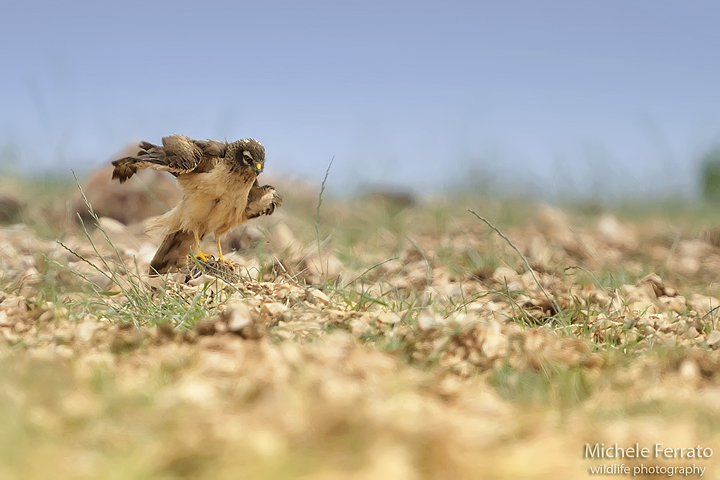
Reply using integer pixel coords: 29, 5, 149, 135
216, 237, 234, 267
193, 232, 211, 262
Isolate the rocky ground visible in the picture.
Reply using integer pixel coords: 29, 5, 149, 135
2, 175, 720, 479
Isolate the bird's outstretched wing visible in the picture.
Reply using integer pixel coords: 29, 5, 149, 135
112, 135, 226, 183
244, 181, 283, 220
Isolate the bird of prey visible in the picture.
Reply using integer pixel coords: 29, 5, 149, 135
111, 134, 282, 274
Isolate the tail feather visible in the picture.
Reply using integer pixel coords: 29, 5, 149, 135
145, 210, 176, 238
149, 230, 195, 275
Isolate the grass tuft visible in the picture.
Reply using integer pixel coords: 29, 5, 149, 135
51, 172, 225, 328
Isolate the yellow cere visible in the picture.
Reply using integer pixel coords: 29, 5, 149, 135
256, 163, 262, 170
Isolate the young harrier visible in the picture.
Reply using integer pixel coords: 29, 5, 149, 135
112, 134, 282, 274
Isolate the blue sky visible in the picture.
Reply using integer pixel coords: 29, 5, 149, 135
2, 0, 720, 198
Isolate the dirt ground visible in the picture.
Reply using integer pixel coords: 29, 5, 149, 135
1, 177, 720, 479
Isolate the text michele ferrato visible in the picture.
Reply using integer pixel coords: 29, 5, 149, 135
585, 443, 712, 477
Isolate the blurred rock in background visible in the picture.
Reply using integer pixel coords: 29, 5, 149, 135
362, 184, 416, 214
0, 188, 25, 224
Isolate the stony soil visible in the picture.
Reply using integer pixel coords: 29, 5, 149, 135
2, 180, 720, 479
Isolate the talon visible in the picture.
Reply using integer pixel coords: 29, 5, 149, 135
194, 250, 212, 262
216, 237, 234, 268
192, 232, 212, 263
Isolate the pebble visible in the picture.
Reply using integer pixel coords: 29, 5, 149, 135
377, 312, 402, 325
706, 330, 720, 348
308, 289, 330, 305
224, 302, 253, 332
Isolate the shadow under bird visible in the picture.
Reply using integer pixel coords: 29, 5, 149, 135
111, 134, 282, 274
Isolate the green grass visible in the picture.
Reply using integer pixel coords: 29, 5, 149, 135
43, 175, 235, 329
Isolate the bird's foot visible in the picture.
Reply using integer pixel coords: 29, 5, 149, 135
194, 250, 213, 263
217, 255, 235, 269
215, 238, 234, 270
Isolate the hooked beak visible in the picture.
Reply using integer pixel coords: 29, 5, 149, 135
255, 163, 263, 175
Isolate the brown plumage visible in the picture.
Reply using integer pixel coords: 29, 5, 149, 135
111, 134, 282, 274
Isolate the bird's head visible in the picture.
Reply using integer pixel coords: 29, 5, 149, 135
233, 138, 265, 175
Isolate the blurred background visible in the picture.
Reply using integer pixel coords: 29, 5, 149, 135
2, 0, 720, 201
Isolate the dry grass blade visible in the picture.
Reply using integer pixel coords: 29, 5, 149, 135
313, 155, 335, 284
467, 208, 561, 316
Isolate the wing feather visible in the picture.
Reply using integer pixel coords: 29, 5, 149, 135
243, 181, 283, 220
194, 139, 227, 158
111, 135, 224, 182
160, 135, 204, 172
